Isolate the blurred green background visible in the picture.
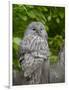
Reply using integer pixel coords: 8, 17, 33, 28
13, 4, 65, 71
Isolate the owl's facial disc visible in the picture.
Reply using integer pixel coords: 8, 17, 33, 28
30, 22, 45, 35
25, 22, 47, 38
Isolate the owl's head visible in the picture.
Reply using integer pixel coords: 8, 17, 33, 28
25, 22, 48, 39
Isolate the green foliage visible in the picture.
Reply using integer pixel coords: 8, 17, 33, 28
13, 4, 65, 70
13, 37, 22, 70
49, 55, 58, 64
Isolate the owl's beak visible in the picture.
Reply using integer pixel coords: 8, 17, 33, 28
36, 29, 39, 33
37, 31, 41, 37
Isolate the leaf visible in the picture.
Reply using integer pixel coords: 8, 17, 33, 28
49, 55, 58, 64
56, 18, 60, 23
48, 16, 51, 21
13, 37, 21, 46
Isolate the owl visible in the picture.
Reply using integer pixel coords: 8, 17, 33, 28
19, 22, 49, 84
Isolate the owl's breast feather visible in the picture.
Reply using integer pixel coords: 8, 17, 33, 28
30, 36, 49, 59
21, 34, 49, 59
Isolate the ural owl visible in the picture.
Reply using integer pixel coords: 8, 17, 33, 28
19, 22, 49, 84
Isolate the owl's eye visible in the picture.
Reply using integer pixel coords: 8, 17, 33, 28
32, 28, 36, 31
40, 28, 43, 31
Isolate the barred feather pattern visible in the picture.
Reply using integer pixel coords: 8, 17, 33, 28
19, 33, 49, 84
